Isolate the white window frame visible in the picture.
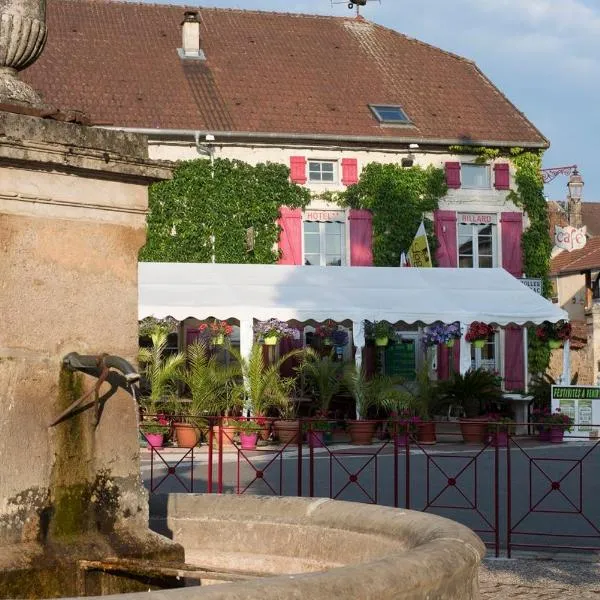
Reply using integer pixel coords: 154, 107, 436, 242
470, 333, 501, 381
303, 220, 346, 267
458, 219, 498, 269
308, 160, 337, 184
461, 163, 491, 190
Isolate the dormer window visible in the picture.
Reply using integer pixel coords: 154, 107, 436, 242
369, 104, 411, 124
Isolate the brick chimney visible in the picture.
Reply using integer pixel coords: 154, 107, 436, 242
178, 10, 205, 60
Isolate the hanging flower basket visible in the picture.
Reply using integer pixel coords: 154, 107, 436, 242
465, 322, 495, 347
445, 339, 455, 348
254, 319, 299, 344
536, 320, 571, 346
263, 335, 278, 346
198, 319, 233, 345
548, 339, 563, 349
375, 336, 389, 347
422, 322, 462, 347
473, 339, 486, 349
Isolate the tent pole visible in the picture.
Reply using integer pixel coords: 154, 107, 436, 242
239, 319, 254, 415
459, 322, 470, 375
352, 319, 366, 420
523, 327, 529, 393
561, 339, 571, 385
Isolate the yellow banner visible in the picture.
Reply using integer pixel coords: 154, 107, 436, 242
407, 222, 432, 268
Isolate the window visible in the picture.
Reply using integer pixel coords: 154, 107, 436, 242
308, 160, 336, 183
369, 104, 411, 124
470, 334, 500, 377
304, 221, 345, 266
458, 220, 497, 268
461, 164, 491, 189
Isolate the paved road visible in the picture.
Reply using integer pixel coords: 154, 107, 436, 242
141, 438, 600, 554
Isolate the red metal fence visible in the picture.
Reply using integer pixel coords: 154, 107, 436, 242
141, 418, 600, 557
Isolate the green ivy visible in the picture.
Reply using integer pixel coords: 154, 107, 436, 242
448, 145, 501, 164
140, 159, 310, 263
508, 150, 552, 374
338, 164, 447, 266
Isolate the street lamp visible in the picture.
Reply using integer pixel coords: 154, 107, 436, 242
567, 168, 584, 201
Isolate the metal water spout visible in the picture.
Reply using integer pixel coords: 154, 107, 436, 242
49, 352, 141, 426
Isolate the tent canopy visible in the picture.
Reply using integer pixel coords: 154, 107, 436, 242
138, 263, 567, 327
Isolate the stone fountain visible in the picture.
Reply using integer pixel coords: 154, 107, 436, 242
0, 0, 486, 597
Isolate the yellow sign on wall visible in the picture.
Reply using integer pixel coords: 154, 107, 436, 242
407, 222, 432, 268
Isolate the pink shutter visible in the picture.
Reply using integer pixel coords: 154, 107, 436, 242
494, 163, 510, 190
504, 326, 525, 391
501, 212, 523, 277
279, 328, 304, 377
341, 158, 359, 186
277, 207, 303, 265
349, 209, 373, 266
290, 156, 307, 184
434, 210, 457, 267
445, 162, 461, 189
437, 343, 460, 381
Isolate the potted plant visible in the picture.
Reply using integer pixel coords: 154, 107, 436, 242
372, 321, 395, 347
535, 320, 572, 349
388, 409, 421, 447
254, 319, 299, 346
304, 409, 331, 448
549, 409, 574, 443
422, 322, 462, 348
197, 318, 234, 346
406, 367, 440, 444
437, 368, 503, 444
314, 319, 337, 346
486, 413, 515, 447
342, 364, 399, 445
140, 418, 170, 449
234, 419, 262, 450
177, 341, 242, 448
465, 322, 495, 349
138, 324, 186, 449
272, 402, 302, 446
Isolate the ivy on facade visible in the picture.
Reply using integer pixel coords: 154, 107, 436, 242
338, 163, 447, 266
140, 158, 310, 264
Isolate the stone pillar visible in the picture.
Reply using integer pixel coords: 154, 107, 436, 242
0, 112, 179, 563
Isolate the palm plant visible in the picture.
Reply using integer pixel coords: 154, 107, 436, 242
183, 341, 243, 419
299, 353, 342, 413
229, 344, 307, 417
137, 325, 185, 416
342, 363, 403, 419
437, 368, 503, 418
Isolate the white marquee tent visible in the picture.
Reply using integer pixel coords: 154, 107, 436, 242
139, 263, 569, 380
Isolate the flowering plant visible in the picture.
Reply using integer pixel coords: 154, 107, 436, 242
198, 318, 233, 340
254, 319, 299, 341
141, 414, 170, 435
388, 409, 422, 434
422, 322, 462, 346
304, 409, 332, 432
531, 407, 552, 431
485, 413, 515, 433
549, 409, 574, 432
314, 320, 337, 339
331, 329, 349, 347
535, 320, 571, 342
465, 322, 495, 343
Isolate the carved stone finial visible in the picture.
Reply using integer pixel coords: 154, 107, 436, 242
0, 0, 48, 107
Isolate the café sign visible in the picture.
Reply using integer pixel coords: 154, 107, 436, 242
554, 224, 587, 252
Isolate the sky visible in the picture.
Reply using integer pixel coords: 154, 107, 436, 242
158, 0, 600, 201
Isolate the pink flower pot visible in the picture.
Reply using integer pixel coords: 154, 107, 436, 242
550, 427, 564, 444
145, 433, 164, 448
240, 432, 258, 450
395, 433, 410, 447
492, 431, 508, 448
539, 429, 551, 442
308, 431, 325, 448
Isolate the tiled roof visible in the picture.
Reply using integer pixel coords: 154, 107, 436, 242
22, 0, 548, 145
550, 237, 600, 276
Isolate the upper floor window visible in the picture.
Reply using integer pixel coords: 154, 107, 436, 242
369, 104, 411, 124
458, 215, 497, 268
304, 220, 345, 266
461, 164, 490, 189
308, 160, 336, 183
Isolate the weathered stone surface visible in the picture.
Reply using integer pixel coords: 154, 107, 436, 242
0, 110, 177, 570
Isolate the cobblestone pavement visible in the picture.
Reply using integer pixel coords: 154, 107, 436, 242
480, 558, 600, 599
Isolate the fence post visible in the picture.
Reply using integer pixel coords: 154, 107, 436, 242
297, 418, 303, 497
506, 427, 512, 558
207, 419, 213, 493
217, 419, 223, 494
494, 423, 500, 558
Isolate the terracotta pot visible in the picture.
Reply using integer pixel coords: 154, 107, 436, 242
348, 420, 377, 445
417, 421, 437, 445
273, 420, 301, 445
173, 422, 201, 448
144, 433, 164, 449
258, 423, 272, 441
240, 432, 258, 450
459, 418, 488, 444
550, 427, 564, 443
212, 424, 237, 446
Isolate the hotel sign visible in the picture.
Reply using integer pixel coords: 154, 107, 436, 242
554, 224, 587, 252
304, 210, 346, 222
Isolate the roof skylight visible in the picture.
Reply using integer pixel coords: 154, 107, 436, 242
369, 104, 411, 124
